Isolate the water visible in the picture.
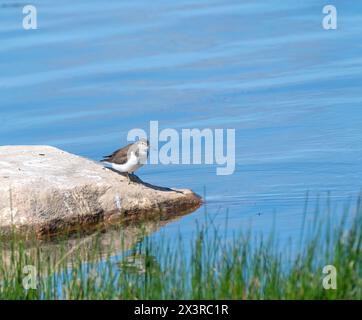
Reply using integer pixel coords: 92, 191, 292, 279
1, 1, 362, 251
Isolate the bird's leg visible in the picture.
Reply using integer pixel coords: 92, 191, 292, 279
133, 173, 138, 182
129, 172, 135, 182
126, 173, 131, 185
130, 172, 140, 183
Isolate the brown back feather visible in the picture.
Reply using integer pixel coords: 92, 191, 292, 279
101, 143, 133, 164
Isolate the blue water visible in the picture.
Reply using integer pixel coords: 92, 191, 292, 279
1, 1, 362, 250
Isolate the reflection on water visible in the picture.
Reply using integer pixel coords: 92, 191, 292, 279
0, 209, 190, 268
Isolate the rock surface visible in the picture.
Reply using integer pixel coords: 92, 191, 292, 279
0, 146, 202, 237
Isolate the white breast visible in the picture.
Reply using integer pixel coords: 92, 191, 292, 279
103, 151, 144, 173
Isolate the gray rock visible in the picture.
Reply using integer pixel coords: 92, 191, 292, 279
0, 146, 201, 238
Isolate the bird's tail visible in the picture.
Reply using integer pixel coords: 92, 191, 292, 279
100, 156, 110, 162
101, 161, 113, 169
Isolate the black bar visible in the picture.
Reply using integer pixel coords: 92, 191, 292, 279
0, 300, 360, 318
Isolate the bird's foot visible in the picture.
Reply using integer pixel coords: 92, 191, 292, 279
125, 172, 139, 184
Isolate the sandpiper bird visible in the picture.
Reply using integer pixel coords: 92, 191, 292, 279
101, 139, 149, 183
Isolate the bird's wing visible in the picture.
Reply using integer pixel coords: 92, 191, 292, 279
101, 143, 133, 164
